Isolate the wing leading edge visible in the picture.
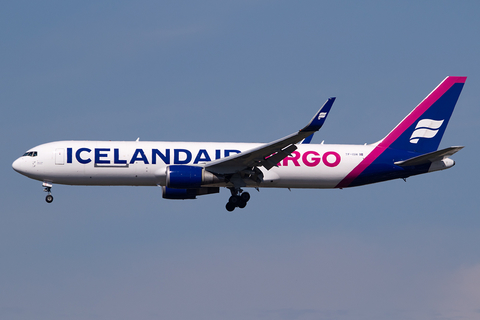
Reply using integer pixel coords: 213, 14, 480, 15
204, 97, 335, 175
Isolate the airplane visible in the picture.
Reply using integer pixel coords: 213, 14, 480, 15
12, 76, 466, 211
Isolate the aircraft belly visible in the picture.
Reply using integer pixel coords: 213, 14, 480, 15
58, 164, 159, 186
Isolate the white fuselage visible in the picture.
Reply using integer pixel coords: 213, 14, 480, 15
12, 141, 374, 189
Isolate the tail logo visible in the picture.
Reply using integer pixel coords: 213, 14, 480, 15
409, 119, 444, 144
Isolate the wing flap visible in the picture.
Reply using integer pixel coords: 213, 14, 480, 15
262, 144, 298, 170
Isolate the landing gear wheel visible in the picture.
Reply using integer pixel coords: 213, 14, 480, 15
46, 194, 54, 203
229, 195, 240, 205
226, 187, 252, 211
238, 200, 247, 209
241, 192, 250, 202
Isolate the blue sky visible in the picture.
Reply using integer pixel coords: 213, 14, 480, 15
2, 1, 480, 319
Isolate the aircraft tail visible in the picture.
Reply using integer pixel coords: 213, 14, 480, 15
377, 76, 466, 154
336, 76, 466, 188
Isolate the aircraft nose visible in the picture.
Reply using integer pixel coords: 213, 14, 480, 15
12, 157, 25, 174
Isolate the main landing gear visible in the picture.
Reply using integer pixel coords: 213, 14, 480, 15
225, 187, 250, 212
43, 182, 53, 203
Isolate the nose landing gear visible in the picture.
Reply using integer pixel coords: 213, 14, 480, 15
226, 187, 250, 212
46, 194, 53, 203
43, 182, 53, 203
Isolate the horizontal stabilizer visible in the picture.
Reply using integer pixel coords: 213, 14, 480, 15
394, 146, 464, 166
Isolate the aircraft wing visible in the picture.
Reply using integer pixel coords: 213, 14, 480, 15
394, 146, 464, 166
204, 98, 335, 174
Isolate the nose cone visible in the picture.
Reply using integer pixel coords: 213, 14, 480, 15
12, 157, 26, 174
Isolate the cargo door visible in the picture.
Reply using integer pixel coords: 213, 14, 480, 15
55, 148, 65, 165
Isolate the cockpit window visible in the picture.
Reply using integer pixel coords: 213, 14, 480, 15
22, 151, 38, 157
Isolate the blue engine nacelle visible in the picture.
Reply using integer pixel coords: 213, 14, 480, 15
165, 165, 223, 189
163, 165, 222, 199
162, 186, 220, 200
166, 165, 203, 188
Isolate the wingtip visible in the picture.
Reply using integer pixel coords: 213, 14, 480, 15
300, 97, 336, 132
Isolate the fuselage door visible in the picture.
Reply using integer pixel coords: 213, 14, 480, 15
55, 148, 65, 165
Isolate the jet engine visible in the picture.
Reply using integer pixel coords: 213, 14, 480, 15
165, 165, 223, 189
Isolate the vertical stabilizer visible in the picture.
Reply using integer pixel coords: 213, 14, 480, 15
378, 76, 466, 154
